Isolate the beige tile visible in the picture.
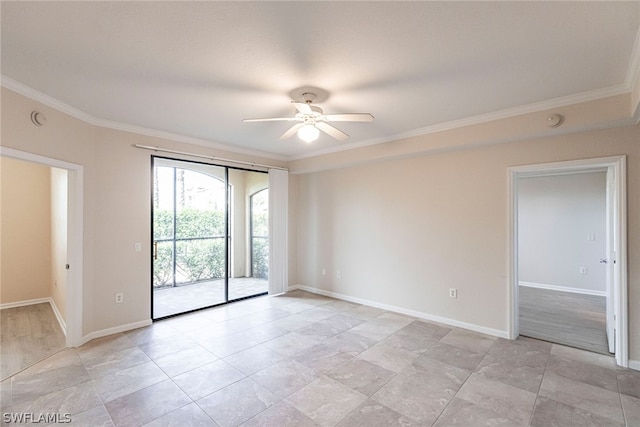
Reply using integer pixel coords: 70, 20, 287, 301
240, 323, 289, 344
292, 344, 354, 375
434, 396, 525, 426
63, 404, 114, 427
440, 328, 497, 354
286, 376, 367, 426
474, 359, 544, 393
617, 368, 640, 399
530, 396, 624, 427
123, 322, 181, 346
546, 354, 618, 392
223, 343, 284, 376
76, 334, 136, 361
12, 380, 102, 416
91, 361, 168, 403
486, 338, 550, 368
455, 374, 537, 425
12, 363, 91, 406
138, 334, 200, 360
143, 402, 216, 427
240, 401, 317, 427
251, 360, 318, 398
197, 378, 279, 427
407, 320, 452, 340
621, 393, 640, 426
263, 332, 322, 358
349, 318, 408, 342
423, 342, 484, 371
539, 370, 624, 423
336, 399, 419, 426
153, 345, 218, 378
357, 342, 418, 373
296, 322, 345, 342
105, 379, 191, 426
14, 348, 82, 377
82, 346, 151, 380
382, 326, 438, 354
372, 363, 467, 424
319, 313, 365, 332
327, 358, 396, 397
324, 332, 377, 356
172, 359, 245, 401
550, 344, 616, 369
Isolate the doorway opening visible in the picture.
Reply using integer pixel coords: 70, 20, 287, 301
509, 156, 628, 367
0, 147, 84, 358
151, 157, 269, 319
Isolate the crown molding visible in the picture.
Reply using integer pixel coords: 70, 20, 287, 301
0, 75, 288, 162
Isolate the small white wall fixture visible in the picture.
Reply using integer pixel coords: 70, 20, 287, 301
508, 155, 627, 367
0, 147, 84, 348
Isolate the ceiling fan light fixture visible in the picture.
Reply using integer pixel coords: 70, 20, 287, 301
298, 124, 319, 143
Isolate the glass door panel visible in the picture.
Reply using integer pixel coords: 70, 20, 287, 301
152, 158, 228, 318
228, 170, 269, 300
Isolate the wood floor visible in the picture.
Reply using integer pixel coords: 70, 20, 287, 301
0, 303, 66, 380
519, 286, 609, 355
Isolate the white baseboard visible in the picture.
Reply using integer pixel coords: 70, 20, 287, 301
519, 281, 606, 297
0, 297, 51, 310
79, 319, 152, 347
1, 297, 67, 336
629, 359, 640, 371
293, 284, 509, 339
48, 299, 66, 336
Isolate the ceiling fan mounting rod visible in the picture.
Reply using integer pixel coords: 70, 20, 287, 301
301, 92, 317, 104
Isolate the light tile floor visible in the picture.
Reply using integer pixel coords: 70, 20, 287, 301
1, 290, 639, 426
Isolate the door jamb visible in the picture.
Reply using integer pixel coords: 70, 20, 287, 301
508, 155, 627, 367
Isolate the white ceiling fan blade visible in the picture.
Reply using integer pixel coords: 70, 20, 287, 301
292, 102, 313, 115
316, 122, 349, 141
279, 123, 304, 140
242, 117, 297, 122
324, 113, 374, 122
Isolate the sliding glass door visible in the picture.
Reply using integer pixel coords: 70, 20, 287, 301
152, 157, 268, 319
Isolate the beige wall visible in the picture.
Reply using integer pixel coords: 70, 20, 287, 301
0, 157, 52, 304
294, 125, 640, 362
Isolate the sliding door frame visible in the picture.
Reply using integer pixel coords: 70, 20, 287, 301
150, 155, 268, 320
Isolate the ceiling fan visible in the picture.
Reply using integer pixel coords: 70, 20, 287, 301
242, 92, 374, 143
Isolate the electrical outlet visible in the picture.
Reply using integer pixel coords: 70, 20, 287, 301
336, 270, 342, 279
579, 267, 588, 275
449, 288, 457, 298
115, 293, 124, 303
322, 268, 326, 276
134, 243, 142, 252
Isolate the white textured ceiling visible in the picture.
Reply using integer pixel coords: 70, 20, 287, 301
2, 1, 639, 159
